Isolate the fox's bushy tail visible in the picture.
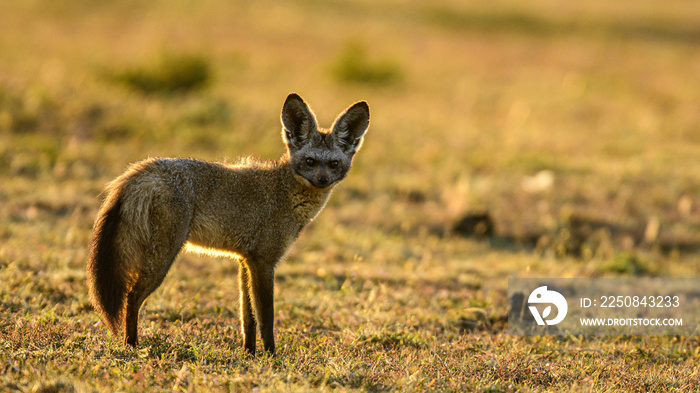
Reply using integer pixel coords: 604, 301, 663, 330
87, 190, 127, 335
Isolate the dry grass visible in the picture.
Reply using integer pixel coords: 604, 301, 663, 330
2, 0, 700, 391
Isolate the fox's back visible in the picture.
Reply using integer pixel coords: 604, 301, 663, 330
118, 156, 328, 261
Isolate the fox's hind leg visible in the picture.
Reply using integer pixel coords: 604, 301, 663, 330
122, 222, 191, 346
124, 286, 145, 346
123, 267, 174, 346
123, 246, 185, 346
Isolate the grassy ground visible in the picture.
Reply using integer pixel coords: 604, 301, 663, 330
2, 0, 700, 391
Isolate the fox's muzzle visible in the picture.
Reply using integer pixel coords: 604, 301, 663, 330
314, 175, 331, 188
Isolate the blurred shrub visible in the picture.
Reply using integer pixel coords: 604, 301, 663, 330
329, 41, 402, 86
598, 252, 651, 276
111, 52, 212, 95
0, 85, 59, 134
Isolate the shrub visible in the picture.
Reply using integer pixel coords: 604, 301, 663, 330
599, 252, 651, 276
112, 52, 212, 95
329, 41, 402, 86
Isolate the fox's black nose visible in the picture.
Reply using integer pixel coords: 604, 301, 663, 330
317, 176, 329, 187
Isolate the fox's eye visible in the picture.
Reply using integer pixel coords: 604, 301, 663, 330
329, 160, 339, 168
305, 158, 316, 166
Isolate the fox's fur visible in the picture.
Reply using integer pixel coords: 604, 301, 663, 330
86, 94, 369, 355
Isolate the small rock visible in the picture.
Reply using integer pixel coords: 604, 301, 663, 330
453, 211, 495, 238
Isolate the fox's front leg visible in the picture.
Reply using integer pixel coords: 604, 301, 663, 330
247, 263, 276, 354
238, 263, 257, 355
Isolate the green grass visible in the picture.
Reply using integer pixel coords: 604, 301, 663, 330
2, 0, 700, 391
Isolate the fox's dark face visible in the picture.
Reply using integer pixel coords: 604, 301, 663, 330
289, 133, 352, 188
281, 94, 369, 189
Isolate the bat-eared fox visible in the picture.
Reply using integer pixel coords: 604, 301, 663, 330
87, 93, 369, 355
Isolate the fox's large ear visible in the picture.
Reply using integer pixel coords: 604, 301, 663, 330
332, 101, 369, 155
281, 93, 318, 149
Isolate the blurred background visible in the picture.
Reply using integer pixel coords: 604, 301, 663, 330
3, 0, 700, 390
2, 0, 699, 269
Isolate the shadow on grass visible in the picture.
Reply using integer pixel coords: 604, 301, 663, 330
277, 270, 482, 292
454, 212, 700, 262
